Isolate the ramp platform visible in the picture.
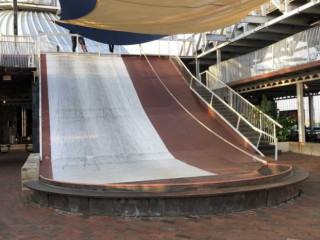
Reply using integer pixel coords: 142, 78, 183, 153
25, 54, 308, 216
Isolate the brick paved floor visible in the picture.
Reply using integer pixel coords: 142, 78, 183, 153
0, 150, 319, 240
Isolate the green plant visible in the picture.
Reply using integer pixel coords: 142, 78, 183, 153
256, 95, 295, 141
277, 115, 296, 141
257, 95, 277, 118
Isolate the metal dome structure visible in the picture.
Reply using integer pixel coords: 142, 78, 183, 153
0, 10, 112, 53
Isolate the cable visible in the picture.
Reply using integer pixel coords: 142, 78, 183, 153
141, 50, 268, 165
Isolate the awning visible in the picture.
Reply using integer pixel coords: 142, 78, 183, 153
59, 0, 268, 35
57, 0, 164, 45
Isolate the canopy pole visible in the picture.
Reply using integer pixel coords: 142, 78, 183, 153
13, 0, 18, 36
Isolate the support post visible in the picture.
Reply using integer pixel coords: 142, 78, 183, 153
284, 0, 289, 13
309, 95, 315, 132
216, 49, 221, 64
195, 57, 200, 80
13, 0, 18, 36
296, 83, 306, 142
216, 49, 222, 82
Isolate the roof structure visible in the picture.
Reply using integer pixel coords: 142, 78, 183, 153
0, 10, 111, 52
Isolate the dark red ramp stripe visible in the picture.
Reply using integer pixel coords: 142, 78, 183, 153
40, 54, 52, 179
123, 56, 257, 174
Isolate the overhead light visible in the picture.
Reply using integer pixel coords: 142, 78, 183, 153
304, 84, 308, 89
2, 100, 6, 104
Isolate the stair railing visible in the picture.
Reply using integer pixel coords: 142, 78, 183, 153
203, 70, 283, 139
171, 56, 282, 160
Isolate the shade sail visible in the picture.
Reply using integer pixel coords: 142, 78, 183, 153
59, 0, 269, 35
59, 0, 96, 20
58, 0, 164, 45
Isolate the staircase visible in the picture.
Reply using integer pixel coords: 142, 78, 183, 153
171, 56, 283, 159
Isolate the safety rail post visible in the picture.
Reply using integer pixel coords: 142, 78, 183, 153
274, 124, 278, 160
257, 133, 262, 148
236, 116, 241, 130
259, 114, 262, 130
76, 35, 79, 55
210, 94, 214, 106
230, 91, 233, 108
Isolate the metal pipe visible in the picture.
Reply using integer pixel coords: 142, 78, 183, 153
13, 0, 18, 36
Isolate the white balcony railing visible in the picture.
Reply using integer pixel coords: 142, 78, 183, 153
210, 25, 320, 84
0, 35, 36, 68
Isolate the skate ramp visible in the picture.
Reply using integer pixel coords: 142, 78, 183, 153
123, 56, 258, 175
26, 54, 308, 216
41, 54, 214, 184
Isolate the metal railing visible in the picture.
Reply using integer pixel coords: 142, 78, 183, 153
0, 0, 58, 7
203, 70, 282, 143
0, 35, 36, 68
0, 33, 195, 68
210, 25, 320, 84
171, 56, 282, 159
37, 33, 195, 57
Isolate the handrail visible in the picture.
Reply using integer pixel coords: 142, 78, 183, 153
172, 56, 281, 160
202, 70, 283, 128
179, 59, 275, 139
139, 48, 267, 165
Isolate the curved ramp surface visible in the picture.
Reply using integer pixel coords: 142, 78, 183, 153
123, 56, 259, 175
41, 54, 213, 184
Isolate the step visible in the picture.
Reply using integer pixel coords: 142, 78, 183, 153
24, 165, 307, 216
21, 153, 40, 191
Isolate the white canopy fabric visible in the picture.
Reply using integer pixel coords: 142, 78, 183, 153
59, 0, 268, 35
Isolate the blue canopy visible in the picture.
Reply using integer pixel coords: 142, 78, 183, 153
59, 0, 96, 20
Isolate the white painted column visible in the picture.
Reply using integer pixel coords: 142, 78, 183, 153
22, 107, 27, 137
309, 95, 315, 132
216, 49, 221, 64
216, 49, 222, 81
284, 0, 289, 13
296, 83, 306, 142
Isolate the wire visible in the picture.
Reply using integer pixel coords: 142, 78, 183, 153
141, 50, 268, 165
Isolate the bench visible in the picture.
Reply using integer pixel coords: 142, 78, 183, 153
0, 144, 11, 153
